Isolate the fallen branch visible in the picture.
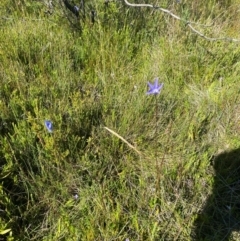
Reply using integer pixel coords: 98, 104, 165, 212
123, 0, 240, 42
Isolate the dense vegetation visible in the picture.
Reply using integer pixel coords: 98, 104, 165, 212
1, 0, 240, 240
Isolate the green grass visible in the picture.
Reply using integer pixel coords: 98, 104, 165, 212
1, 0, 240, 240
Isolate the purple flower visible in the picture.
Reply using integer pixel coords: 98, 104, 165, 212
146, 78, 163, 95
73, 6, 79, 12
73, 194, 79, 200
44, 120, 53, 133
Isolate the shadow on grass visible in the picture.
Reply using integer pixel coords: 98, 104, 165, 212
194, 148, 240, 240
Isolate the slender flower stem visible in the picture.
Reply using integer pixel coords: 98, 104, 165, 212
146, 78, 163, 193
155, 95, 160, 193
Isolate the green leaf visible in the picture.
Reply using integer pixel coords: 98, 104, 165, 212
0, 228, 11, 235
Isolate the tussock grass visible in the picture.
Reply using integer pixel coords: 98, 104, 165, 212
1, 0, 240, 240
